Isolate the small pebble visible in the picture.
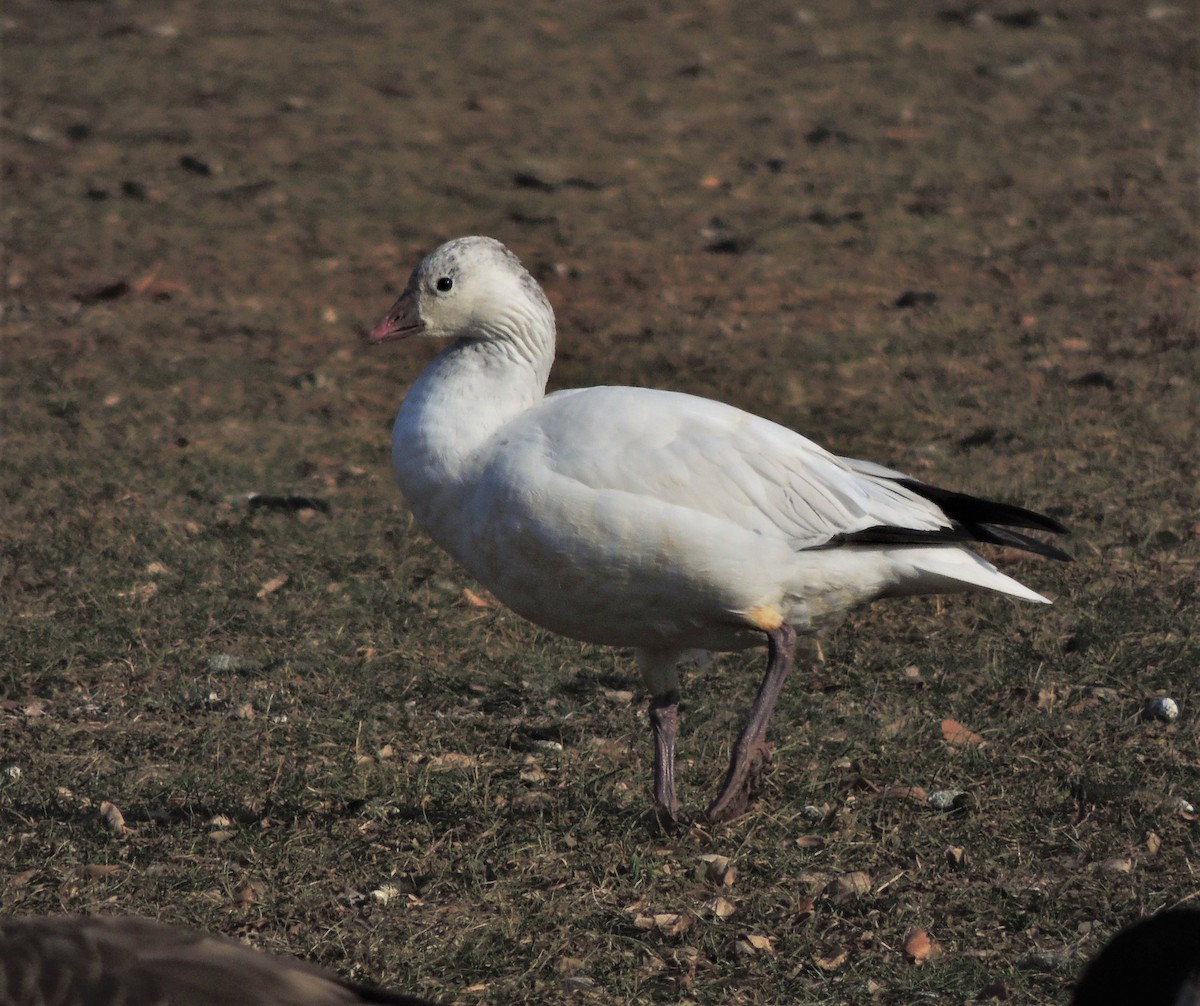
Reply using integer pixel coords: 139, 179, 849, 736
928, 789, 969, 812
371, 883, 403, 905
1142, 697, 1179, 723
23, 125, 58, 144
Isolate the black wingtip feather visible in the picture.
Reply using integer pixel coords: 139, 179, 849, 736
970, 522, 1074, 561
836, 522, 1072, 561
886, 477, 1072, 561
896, 478, 1070, 535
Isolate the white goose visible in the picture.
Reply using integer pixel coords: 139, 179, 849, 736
370, 236, 1069, 824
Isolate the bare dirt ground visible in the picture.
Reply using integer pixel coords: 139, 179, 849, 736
2, 2, 1197, 1003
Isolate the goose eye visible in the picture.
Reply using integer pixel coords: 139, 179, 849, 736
435, 277, 453, 292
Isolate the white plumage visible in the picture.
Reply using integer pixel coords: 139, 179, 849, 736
371, 236, 1069, 823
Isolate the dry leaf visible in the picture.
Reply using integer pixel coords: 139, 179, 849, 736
941, 717, 982, 747
945, 845, 968, 870
132, 262, 186, 298
904, 928, 940, 964
741, 933, 773, 953
9, 868, 39, 888
656, 913, 693, 937
793, 896, 815, 922
1145, 832, 1162, 857
883, 785, 928, 803
587, 736, 629, 756
427, 752, 477, 771
121, 581, 158, 601
814, 946, 849, 970
209, 830, 237, 843
795, 869, 832, 894
794, 835, 826, 850
700, 854, 737, 887
827, 870, 872, 900
98, 801, 127, 836
708, 896, 736, 919
511, 790, 550, 810
461, 587, 491, 608
519, 763, 546, 784
80, 864, 123, 879
256, 573, 289, 598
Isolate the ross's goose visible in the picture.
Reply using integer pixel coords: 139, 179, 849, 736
0, 915, 439, 1006
370, 236, 1069, 824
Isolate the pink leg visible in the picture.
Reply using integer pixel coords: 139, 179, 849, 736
706, 623, 797, 823
649, 691, 681, 824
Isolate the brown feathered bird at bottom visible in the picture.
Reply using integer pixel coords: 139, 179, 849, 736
0, 916, 439, 1006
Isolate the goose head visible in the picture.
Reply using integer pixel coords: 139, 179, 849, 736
369, 236, 555, 351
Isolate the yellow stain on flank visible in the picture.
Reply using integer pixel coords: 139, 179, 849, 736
746, 605, 784, 631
